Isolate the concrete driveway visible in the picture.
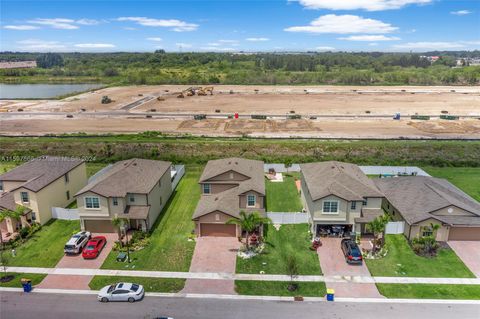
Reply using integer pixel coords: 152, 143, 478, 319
37, 233, 117, 290
317, 237, 383, 298
448, 241, 480, 278
182, 237, 240, 294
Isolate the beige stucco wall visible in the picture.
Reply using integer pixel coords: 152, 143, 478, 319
77, 191, 110, 218
195, 211, 240, 236
207, 170, 249, 182
431, 205, 475, 217
409, 218, 450, 242
239, 190, 265, 211
146, 169, 172, 230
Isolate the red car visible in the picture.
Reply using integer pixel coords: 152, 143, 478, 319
82, 236, 107, 259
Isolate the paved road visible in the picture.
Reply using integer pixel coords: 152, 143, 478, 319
1, 292, 479, 319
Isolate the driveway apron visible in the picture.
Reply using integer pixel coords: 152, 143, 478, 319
448, 241, 480, 278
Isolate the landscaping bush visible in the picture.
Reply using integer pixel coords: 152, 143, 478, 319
411, 236, 440, 257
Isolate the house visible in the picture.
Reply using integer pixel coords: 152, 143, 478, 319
75, 158, 173, 233
0, 156, 87, 235
192, 158, 265, 237
374, 176, 480, 241
300, 161, 385, 235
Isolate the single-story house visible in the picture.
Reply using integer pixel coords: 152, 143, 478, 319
75, 158, 173, 233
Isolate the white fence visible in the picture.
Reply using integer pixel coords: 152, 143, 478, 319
267, 212, 309, 224
171, 165, 185, 190
385, 221, 405, 234
264, 163, 301, 173
51, 207, 79, 220
359, 166, 430, 177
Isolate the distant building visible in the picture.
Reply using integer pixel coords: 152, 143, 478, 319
0, 61, 37, 69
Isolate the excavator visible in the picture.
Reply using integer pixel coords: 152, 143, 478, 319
176, 86, 214, 98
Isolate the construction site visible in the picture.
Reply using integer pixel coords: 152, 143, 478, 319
1, 85, 479, 139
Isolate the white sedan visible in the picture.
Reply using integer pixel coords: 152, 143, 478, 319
97, 282, 145, 303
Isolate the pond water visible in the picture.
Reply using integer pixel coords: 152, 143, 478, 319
0, 84, 103, 99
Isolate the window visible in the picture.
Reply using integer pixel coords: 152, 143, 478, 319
202, 184, 211, 194
66, 191, 70, 200
247, 195, 256, 207
20, 191, 29, 203
129, 195, 135, 203
112, 197, 118, 206
362, 199, 368, 206
229, 172, 234, 179
85, 197, 100, 209
422, 226, 433, 237
0, 181, 3, 191
350, 201, 356, 210
64, 173, 69, 183
31, 212, 36, 221
159, 197, 162, 206
323, 201, 339, 214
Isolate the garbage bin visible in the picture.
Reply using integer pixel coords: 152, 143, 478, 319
21, 278, 32, 293
326, 288, 335, 301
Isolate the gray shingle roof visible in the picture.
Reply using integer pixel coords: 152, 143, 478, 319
374, 176, 480, 225
75, 158, 171, 197
0, 156, 84, 192
193, 186, 241, 219
300, 161, 383, 201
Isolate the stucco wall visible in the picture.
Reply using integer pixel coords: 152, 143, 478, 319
77, 191, 110, 217
2, 181, 25, 192
146, 169, 172, 230
207, 170, 249, 182
239, 190, 265, 210
200, 183, 237, 194
409, 218, 450, 242
431, 205, 475, 217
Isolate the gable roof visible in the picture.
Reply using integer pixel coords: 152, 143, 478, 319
374, 176, 480, 225
300, 161, 383, 201
0, 156, 84, 192
75, 158, 171, 198
193, 186, 241, 219
0, 192, 31, 215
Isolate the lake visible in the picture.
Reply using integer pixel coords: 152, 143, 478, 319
0, 84, 104, 99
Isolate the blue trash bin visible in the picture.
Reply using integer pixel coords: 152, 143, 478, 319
326, 288, 335, 301
21, 279, 32, 293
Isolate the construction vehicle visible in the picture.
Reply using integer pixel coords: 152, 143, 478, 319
101, 96, 112, 104
176, 86, 214, 98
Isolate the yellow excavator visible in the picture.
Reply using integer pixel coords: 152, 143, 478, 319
176, 86, 214, 98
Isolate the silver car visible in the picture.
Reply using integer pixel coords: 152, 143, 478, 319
97, 282, 145, 303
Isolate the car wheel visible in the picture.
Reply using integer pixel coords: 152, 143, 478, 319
101, 297, 109, 303
128, 297, 135, 303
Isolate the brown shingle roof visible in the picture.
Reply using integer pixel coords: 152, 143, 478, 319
0, 156, 84, 192
0, 192, 31, 215
374, 176, 480, 225
300, 161, 383, 201
75, 158, 171, 198
193, 187, 240, 219
123, 205, 150, 220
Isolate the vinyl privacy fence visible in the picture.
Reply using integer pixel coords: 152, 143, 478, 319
267, 212, 309, 224
51, 207, 79, 220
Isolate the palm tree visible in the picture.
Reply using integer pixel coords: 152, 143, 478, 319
367, 214, 390, 253
111, 216, 128, 244
0, 205, 27, 248
227, 211, 271, 250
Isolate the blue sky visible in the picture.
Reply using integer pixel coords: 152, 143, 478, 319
1, 0, 479, 52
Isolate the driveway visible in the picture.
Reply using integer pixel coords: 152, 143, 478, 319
317, 237, 383, 298
448, 241, 480, 278
182, 237, 240, 294
37, 233, 116, 290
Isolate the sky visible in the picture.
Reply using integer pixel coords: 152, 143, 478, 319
1, 0, 479, 52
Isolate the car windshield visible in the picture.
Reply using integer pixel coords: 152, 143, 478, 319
64, 245, 75, 249
131, 284, 139, 292
107, 285, 115, 293
351, 246, 361, 256
85, 245, 95, 250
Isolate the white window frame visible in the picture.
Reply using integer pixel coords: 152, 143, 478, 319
20, 191, 29, 203
202, 184, 211, 194
247, 194, 256, 207
112, 197, 118, 206
322, 200, 339, 214
350, 201, 356, 210
85, 196, 100, 209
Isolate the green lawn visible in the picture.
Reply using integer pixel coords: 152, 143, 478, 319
424, 167, 480, 201
101, 165, 201, 271
366, 235, 474, 278
86, 163, 107, 178
89, 276, 185, 293
377, 284, 480, 300
0, 273, 47, 288
265, 173, 302, 212
8, 219, 80, 267
235, 280, 326, 297
236, 224, 321, 275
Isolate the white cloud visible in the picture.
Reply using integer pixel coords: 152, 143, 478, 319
74, 43, 116, 48
450, 10, 472, 16
296, 0, 431, 11
246, 37, 269, 42
3, 25, 40, 30
27, 18, 100, 30
117, 17, 198, 32
201, 46, 236, 52
175, 42, 193, 48
207, 42, 220, 46
339, 35, 400, 41
285, 14, 397, 34
368, 43, 379, 46
76, 18, 101, 25
146, 37, 162, 42
316, 46, 335, 51
16, 39, 67, 51
218, 39, 239, 44
392, 42, 466, 50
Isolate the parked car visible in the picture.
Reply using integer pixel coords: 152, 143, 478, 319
98, 282, 145, 303
64, 231, 91, 254
82, 236, 107, 259
341, 238, 363, 264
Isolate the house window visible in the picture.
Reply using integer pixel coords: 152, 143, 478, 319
66, 191, 70, 200
422, 226, 433, 237
85, 197, 100, 209
112, 197, 118, 206
203, 184, 211, 194
362, 199, 368, 206
31, 212, 36, 221
350, 201, 356, 210
247, 195, 256, 207
229, 172, 234, 179
64, 173, 69, 183
159, 197, 162, 206
0, 181, 3, 192
323, 201, 339, 214
20, 192, 29, 203
129, 195, 135, 203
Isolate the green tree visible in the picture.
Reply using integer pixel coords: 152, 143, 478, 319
0, 205, 27, 248
36, 53, 64, 68
111, 216, 128, 243
285, 254, 299, 291
227, 211, 271, 250
367, 214, 390, 253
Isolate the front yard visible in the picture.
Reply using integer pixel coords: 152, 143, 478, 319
424, 167, 480, 201
235, 280, 326, 297
265, 173, 302, 212
236, 224, 321, 275
89, 276, 185, 293
377, 284, 480, 300
8, 219, 80, 267
0, 273, 47, 288
365, 235, 474, 278
101, 165, 201, 271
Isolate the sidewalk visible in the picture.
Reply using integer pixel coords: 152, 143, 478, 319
7, 266, 480, 285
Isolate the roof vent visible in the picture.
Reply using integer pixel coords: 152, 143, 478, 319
133, 163, 137, 166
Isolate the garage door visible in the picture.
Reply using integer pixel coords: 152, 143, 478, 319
200, 223, 236, 237
449, 227, 480, 241
84, 220, 116, 233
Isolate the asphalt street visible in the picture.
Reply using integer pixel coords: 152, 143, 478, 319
1, 292, 479, 319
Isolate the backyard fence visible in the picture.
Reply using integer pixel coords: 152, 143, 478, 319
359, 166, 430, 177
267, 212, 309, 224
51, 207, 79, 220
171, 165, 185, 190
264, 163, 301, 173
385, 221, 405, 234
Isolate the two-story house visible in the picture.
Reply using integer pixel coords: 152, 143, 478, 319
75, 158, 173, 233
192, 158, 265, 237
300, 161, 385, 236
0, 156, 87, 237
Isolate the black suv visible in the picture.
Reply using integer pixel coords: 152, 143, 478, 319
341, 238, 363, 264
